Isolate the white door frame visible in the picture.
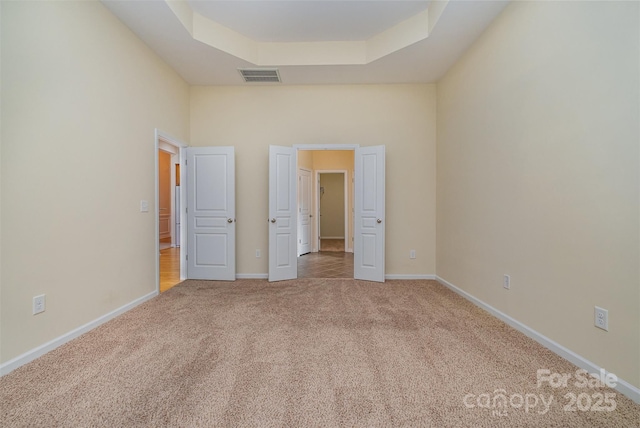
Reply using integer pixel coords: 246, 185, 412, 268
155, 129, 187, 293
316, 170, 349, 253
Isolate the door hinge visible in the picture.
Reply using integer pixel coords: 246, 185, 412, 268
186, 254, 188, 261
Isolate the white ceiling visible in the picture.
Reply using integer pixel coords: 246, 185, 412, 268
101, 0, 509, 86
189, 1, 430, 42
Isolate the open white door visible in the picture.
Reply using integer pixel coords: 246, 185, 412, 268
354, 145, 385, 282
297, 168, 312, 256
269, 146, 297, 282
186, 147, 235, 281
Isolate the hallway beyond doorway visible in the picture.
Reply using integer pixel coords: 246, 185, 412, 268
298, 252, 353, 279
160, 247, 181, 292
319, 238, 345, 252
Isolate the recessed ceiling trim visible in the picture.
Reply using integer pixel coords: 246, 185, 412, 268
187, 1, 430, 43
366, 9, 430, 63
165, 0, 448, 67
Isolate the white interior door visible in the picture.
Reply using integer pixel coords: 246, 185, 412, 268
297, 168, 312, 256
354, 145, 385, 282
186, 146, 235, 281
269, 146, 297, 282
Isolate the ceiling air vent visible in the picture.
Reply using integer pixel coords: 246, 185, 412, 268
238, 68, 281, 83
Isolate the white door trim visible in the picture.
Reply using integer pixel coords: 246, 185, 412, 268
316, 170, 349, 253
293, 144, 359, 151
154, 129, 187, 294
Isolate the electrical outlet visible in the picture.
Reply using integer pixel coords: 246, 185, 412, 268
409, 250, 416, 259
503, 274, 510, 290
33, 295, 46, 315
256, 249, 261, 258
594, 306, 608, 331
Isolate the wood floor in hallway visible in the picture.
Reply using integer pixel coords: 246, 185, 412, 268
160, 246, 181, 292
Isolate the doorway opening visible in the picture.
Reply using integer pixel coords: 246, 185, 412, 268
295, 147, 354, 278
269, 144, 385, 282
155, 130, 187, 293
158, 149, 172, 251
318, 171, 348, 252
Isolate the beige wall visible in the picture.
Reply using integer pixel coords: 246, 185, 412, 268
297, 150, 313, 171
437, 1, 639, 388
0, 1, 190, 363
319, 173, 345, 238
190, 84, 437, 276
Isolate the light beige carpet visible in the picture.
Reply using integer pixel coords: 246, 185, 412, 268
1, 279, 638, 427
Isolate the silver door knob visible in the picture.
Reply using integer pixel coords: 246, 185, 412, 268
270, 218, 276, 223
377, 219, 382, 223
227, 218, 233, 223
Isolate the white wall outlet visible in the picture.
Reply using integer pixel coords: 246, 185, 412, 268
33, 295, 46, 315
594, 306, 608, 331
503, 274, 510, 289
409, 250, 416, 259
256, 249, 261, 258
140, 200, 149, 212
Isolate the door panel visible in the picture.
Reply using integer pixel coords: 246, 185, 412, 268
354, 146, 385, 282
186, 147, 235, 281
269, 146, 297, 282
297, 168, 312, 256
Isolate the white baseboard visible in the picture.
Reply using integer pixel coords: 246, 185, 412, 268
236, 273, 268, 279
0, 290, 158, 376
385, 274, 436, 280
436, 276, 640, 404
